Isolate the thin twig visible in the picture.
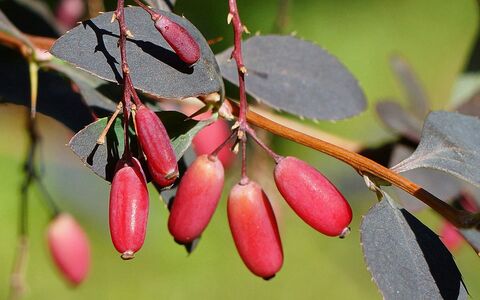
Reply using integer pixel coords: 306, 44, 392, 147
245, 125, 282, 163
228, 0, 249, 183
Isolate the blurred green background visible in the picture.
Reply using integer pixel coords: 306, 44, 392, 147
0, 0, 479, 299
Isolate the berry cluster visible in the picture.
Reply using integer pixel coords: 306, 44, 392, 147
103, 1, 353, 279
108, 103, 353, 279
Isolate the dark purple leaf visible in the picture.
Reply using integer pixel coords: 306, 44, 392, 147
51, 7, 223, 100
361, 192, 467, 299
392, 111, 480, 188
390, 55, 429, 118
376, 100, 422, 142
389, 145, 462, 211
216, 35, 367, 120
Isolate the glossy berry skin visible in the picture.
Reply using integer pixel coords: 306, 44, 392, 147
227, 181, 283, 279
135, 105, 178, 187
47, 213, 90, 285
168, 154, 224, 243
155, 15, 200, 65
109, 157, 149, 259
274, 156, 352, 237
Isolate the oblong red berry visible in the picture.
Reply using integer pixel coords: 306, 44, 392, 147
168, 154, 224, 243
154, 15, 201, 65
227, 181, 283, 279
135, 105, 178, 187
47, 213, 90, 285
109, 157, 149, 259
274, 156, 352, 237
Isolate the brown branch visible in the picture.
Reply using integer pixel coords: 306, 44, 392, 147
227, 99, 479, 229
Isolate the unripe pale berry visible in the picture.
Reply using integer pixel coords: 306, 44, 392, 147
274, 156, 352, 237
154, 15, 200, 65
439, 221, 463, 252
227, 181, 283, 279
109, 157, 149, 259
47, 213, 90, 285
168, 154, 224, 243
135, 105, 178, 187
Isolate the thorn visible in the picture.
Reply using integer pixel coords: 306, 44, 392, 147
98, 11, 104, 14
76, 21, 83, 25
243, 25, 250, 34
231, 121, 240, 130
111, 13, 117, 23
240, 66, 248, 74
126, 30, 134, 38
227, 13, 233, 24
232, 142, 240, 154
202, 92, 221, 104
127, 4, 133, 7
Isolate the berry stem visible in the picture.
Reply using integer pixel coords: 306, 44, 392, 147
227, 99, 480, 229
245, 125, 282, 163
228, 0, 249, 182
133, 0, 160, 21
211, 128, 238, 157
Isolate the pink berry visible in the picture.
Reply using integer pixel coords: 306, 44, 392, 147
439, 221, 464, 252
154, 15, 201, 65
274, 156, 352, 237
135, 105, 178, 187
47, 213, 90, 285
168, 154, 224, 243
55, 0, 85, 29
109, 157, 149, 259
227, 181, 283, 279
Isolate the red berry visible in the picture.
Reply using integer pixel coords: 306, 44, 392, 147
274, 156, 352, 237
154, 15, 201, 65
227, 181, 283, 279
168, 154, 224, 243
193, 120, 235, 168
47, 213, 90, 285
439, 221, 464, 252
109, 157, 149, 259
135, 105, 178, 187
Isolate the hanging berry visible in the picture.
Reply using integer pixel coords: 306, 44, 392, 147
228, 180, 283, 279
135, 105, 178, 187
274, 156, 352, 237
168, 154, 225, 243
47, 213, 91, 285
109, 157, 149, 259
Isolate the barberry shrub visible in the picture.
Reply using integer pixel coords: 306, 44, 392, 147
0, 0, 478, 299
